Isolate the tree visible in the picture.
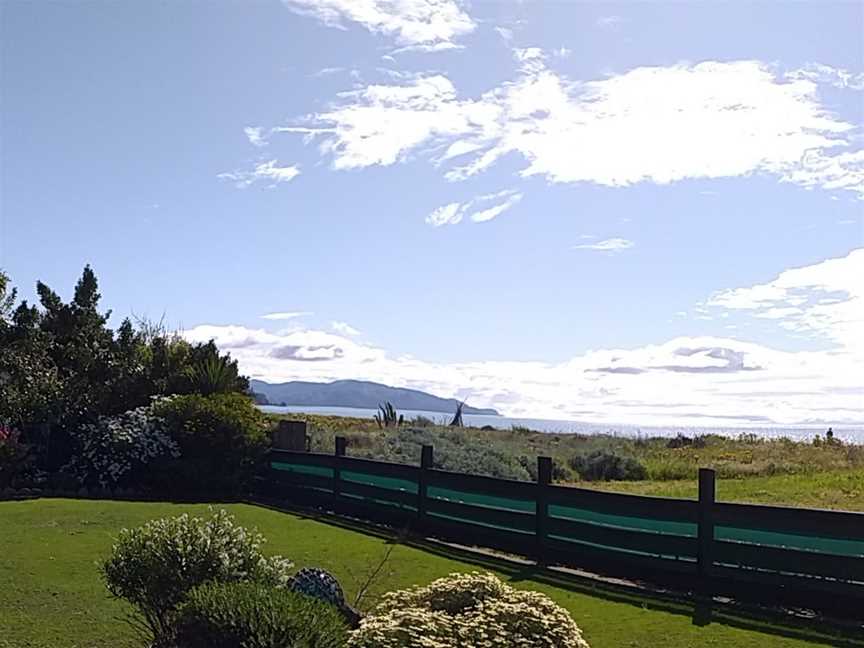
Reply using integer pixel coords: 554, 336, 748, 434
0, 265, 251, 445
0, 270, 16, 324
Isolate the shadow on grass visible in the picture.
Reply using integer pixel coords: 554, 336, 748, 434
248, 498, 864, 648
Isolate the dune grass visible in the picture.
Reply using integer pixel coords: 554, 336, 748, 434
1, 498, 859, 648
272, 413, 864, 510
592, 468, 864, 510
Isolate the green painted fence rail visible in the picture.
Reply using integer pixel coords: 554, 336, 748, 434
263, 436, 864, 614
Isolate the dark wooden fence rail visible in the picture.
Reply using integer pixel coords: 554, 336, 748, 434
262, 436, 864, 614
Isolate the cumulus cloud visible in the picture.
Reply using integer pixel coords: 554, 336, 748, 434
218, 160, 300, 188
184, 319, 864, 426
706, 248, 864, 354
281, 0, 475, 49
182, 251, 864, 426
572, 238, 634, 252
279, 58, 863, 197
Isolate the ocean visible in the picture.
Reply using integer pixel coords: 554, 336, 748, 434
259, 404, 864, 443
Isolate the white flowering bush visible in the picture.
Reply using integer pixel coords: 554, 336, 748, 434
348, 572, 590, 648
101, 509, 293, 646
65, 405, 179, 489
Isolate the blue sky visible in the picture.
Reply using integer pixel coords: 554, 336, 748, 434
2, 1, 862, 425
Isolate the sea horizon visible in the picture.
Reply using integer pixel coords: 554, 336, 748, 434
259, 404, 864, 443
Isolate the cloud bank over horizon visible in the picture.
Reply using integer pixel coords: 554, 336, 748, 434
185, 249, 864, 427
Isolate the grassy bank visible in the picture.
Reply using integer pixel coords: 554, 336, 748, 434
270, 413, 864, 510
1, 499, 856, 648
597, 468, 864, 510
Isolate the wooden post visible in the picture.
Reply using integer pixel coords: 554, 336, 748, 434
271, 420, 308, 451
418, 445, 434, 524
697, 468, 716, 590
334, 436, 347, 500
536, 456, 552, 563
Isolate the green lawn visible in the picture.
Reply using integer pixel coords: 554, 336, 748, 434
0, 499, 858, 648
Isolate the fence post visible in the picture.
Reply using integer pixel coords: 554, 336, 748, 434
417, 445, 434, 525
333, 436, 347, 501
697, 468, 716, 592
536, 456, 552, 563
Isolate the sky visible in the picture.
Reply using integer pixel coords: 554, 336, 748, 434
1, 0, 863, 426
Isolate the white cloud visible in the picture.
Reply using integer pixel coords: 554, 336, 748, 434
332, 320, 361, 336
281, 0, 475, 48
706, 248, 864, 355
426, 201, 464, 226
494, 26, 513, 42
312, 66, 347, 77
279, 59, 863, 197
513, 47, 544, 62
261, 311, 312, 320
596, 15, 623, 29
391, 41, 462, 54
425, 188, 522, 226
184, 321, 864, 426
787, 63, 864, 90
468, 191, 522, 222
244, 127, 267, 147
572, 238, 635, 252
218, 160, 300, 188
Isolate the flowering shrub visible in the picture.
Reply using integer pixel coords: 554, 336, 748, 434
0, 424, 33, 489
64, 405, 179, 489
348, 572, 590, 648
100, 508, 293, 645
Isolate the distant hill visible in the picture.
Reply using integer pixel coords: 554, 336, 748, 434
249, 379, 499, 416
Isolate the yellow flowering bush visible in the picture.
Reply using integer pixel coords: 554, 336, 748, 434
348, 572, 590, 648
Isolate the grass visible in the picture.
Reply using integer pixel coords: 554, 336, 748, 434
1, 499, 859, 648
272, 413, 864, 510
593, 468, 864, 510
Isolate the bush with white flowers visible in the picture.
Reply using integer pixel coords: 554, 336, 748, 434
348, 572, 590, 648
65, 405, 179, 488
101, 508, 293, 646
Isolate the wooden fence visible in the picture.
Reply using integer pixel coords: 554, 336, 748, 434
260, 437, 864, 615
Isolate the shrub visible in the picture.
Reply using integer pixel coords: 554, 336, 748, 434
63, 405, 179, 489
100, 509, 292, 645
173, 581, 348, 648
348, 572, 589, 648
153, 393, 268, 496
569, 451, 647, 481
370, 427, 533, 481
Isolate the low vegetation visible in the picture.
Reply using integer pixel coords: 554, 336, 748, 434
173, 581, 348, 648
273, 412, 864, 509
